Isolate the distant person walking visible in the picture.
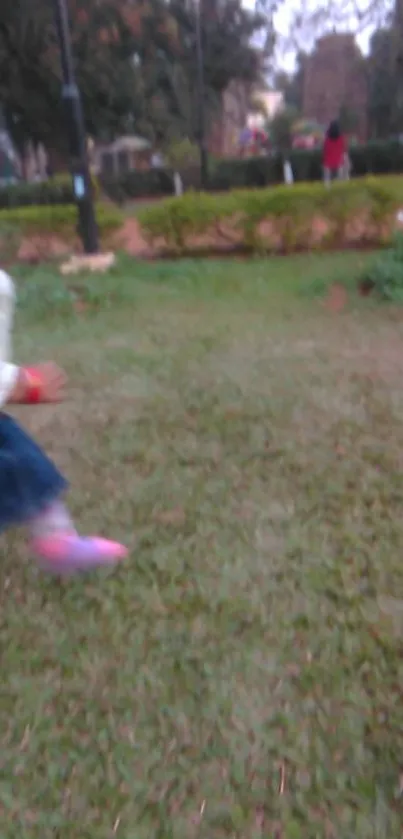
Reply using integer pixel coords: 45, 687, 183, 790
323, 121, 346, 184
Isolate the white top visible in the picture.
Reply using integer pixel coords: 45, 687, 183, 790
0, 270, 19, 407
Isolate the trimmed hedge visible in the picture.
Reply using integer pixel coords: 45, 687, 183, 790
0, 178, 73, 209
0, 173, 101, 209
100, 139, 403, 198
0, 175, 75, 209
349, 140, 403, 176
0, 203, 123, 236
0, 169, 176, 207
2, 140, 403, 208
100, 168, 175, 204
208, 151, 320, 190
137, 176, 403, 256
209, 141, 403, 191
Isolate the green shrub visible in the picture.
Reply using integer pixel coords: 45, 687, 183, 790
0, 172, 101, 209
209, 156, 281, 190
350, 140, 403, 177
138, 191, 235, 251
358, 232, 403, 301
0, 168, 175, 208
165, 139, 199, 168
288, 148, 323, 181
138, 177, 403, 256
0, 174, 73, 208
0, 203, 123, 237
209, 142, 403, 191
209, 150, 326, 190
100, 168, 175, 204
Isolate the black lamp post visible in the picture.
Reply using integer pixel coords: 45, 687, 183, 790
195, 0, 208, 190
52, 0, 99, 253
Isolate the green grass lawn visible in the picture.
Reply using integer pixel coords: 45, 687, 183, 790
2, 251, 403, 838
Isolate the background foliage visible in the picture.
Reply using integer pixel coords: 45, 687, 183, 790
0, 0, 272, 154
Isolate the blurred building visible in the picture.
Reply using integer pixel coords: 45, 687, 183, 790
302, 33, 368, 140
209, 80, 251, 156
248, 90, 284, 130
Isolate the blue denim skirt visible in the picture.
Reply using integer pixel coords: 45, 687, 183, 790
0, 414, 67, 531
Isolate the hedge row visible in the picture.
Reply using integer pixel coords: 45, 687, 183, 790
0, 175, 74, 208
0, 177, 400, 260
0, 169, 176, 208
209, 140, 403, 190
100, 168, 175, 204
2, 139, 403, 207
0, 203, 123, 236
137, 176, 403, 256
0, 173, 100, 209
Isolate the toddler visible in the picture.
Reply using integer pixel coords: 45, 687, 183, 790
0, 268, 127, 574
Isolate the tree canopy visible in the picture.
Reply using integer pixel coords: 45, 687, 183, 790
0, 0, 273, 152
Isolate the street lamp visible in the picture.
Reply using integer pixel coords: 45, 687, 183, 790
195, 0, 208, 190
52, 0, 99, 254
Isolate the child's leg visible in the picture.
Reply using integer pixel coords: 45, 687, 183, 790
0, 415, 127, 573
30, 499, 76, 538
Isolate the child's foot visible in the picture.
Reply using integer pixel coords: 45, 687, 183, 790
31, 533, 127, 575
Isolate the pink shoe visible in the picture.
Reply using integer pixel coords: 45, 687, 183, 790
32, 533, 128, 575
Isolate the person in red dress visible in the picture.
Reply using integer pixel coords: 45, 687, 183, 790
323, 120, 346, 184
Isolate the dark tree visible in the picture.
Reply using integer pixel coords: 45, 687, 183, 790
0, 0, 139, 151
0, 0, 271, 153
367, 29, 395, 138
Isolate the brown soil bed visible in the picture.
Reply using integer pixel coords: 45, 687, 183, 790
16, 235, 75, 263
3, 211, 399, 265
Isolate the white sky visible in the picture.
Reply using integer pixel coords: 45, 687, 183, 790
243, 0, 385, 72
274, 6, 373, 70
